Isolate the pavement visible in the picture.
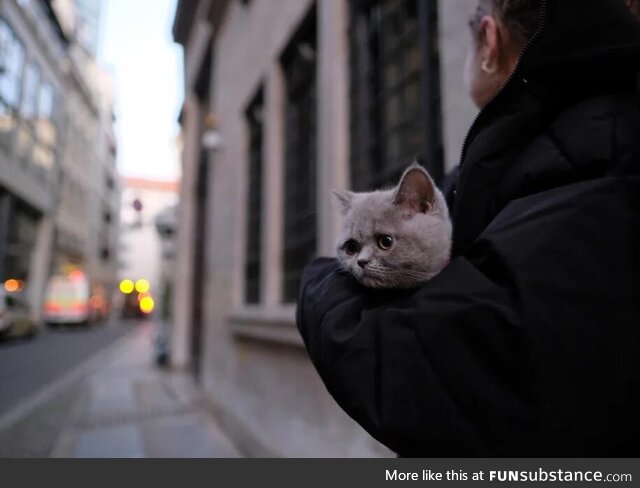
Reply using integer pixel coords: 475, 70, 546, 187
0, 321, 241, 458
0, 321, 132, 416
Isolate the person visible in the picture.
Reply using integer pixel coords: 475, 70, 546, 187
296, 0, 640, 457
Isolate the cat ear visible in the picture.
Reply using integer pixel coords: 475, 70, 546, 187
392, 164, 436, 214
332, 189, 354, 216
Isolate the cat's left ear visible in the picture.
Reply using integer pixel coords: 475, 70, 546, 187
393, 164, 436, 214
332, 189, 355, 216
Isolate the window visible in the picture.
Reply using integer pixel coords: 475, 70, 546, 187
33, 82, 57, 172
281, 7, 317, 303
20, 62, 40, 120
0, 18, 25, 109
349, 0, 443, 191
0, 98, 16, 148
4, 202, 38, 283
0, 19, 23, 148
244, 89, 264, 305
14, 62, 39, 165
101, 247, 110, 262
38, 83, 55, 120
106, 173, 115, 190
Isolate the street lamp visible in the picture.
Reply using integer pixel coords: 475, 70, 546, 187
201, 128, 222, 150
201, 112, 223, 151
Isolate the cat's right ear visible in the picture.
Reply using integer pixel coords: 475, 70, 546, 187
332, 189, 354, 216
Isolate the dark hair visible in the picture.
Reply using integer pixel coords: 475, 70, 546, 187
469, 0, 541, 49
471, 1, 640, 50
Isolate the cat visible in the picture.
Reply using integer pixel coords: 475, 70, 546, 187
333, 163, 452, 289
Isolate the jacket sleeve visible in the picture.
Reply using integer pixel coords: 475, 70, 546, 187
296, 178, 640, 456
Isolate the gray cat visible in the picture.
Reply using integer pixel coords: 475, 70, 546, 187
333, 163, 452, 289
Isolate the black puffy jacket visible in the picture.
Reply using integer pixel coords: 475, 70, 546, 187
297, 0, 640, 456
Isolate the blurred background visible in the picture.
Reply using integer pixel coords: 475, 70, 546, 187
0, 0, 476, 457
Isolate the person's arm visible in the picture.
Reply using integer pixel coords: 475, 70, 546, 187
297, 178, 640, 456
297, 254, 525, 456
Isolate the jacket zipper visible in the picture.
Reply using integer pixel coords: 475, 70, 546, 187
457, 0, 549, 168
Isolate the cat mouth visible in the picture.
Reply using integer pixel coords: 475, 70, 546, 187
353, 266, 434, 289
355, 269, 387, 287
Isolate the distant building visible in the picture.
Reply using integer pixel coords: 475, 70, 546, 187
172, 0, 476, 456
118, 177, 179, 309
84, 63, 120, 304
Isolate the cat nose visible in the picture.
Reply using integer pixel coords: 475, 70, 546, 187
357, 258, 369, 269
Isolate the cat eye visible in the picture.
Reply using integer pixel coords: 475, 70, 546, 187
343, 239, 360, 256
377, 235, 394, 251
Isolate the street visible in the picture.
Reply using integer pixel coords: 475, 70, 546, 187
0, 321, 132, 417
0, 320, 240, 458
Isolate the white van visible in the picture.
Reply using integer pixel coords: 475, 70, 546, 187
43, 275, 91, 325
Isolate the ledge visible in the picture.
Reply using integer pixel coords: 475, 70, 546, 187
227, 305, 304, 348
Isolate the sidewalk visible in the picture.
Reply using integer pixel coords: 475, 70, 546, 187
0, 322, 241, 458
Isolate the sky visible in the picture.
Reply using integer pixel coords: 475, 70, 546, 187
99, 0, 183, 182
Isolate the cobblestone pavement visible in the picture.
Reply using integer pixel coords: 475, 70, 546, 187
0, 322, 241, 458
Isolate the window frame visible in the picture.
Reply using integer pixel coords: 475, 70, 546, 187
280, 6, 318, 304
348, 0, 444, 192
244, 87, 265, 305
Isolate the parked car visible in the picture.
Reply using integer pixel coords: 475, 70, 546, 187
0, 289, 39, 340
44, 274, 92, 326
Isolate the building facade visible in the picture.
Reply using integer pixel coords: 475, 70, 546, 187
0, 0, 69, 317
48, 3, 120, 315
52, 46, 97, 275
172, 0, 476, 456
0, 0, 120, 320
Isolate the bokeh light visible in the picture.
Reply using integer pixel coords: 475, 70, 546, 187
139, 296, 155, 314
119, 279, 135, 294
90, 295, 104, 309
135, 279, 150, 294
70, 270, 85, 282
4, 279, 19, 293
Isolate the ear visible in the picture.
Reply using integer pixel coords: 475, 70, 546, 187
479, 14, 500, 74
332, 189, 354, 216
392, 164, 436, 214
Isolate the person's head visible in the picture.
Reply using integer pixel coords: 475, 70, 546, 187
465, 0, 540, 108
465, 0, 640, 108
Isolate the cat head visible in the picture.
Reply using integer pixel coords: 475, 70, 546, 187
333, 163, 452, 289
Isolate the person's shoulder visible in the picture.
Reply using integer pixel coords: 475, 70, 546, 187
547, 90, 640, 170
